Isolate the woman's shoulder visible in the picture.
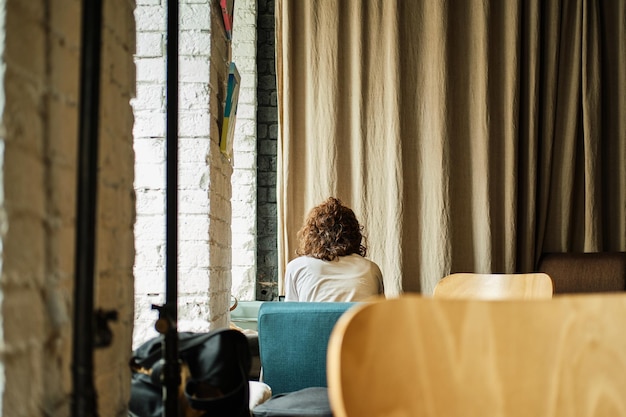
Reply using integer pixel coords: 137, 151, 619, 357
286, 255, 321, 269
344, 253, 380, 268
351, 254, 382, 275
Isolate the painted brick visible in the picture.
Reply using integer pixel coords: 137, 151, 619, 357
180, 56, 211, 83
180, 4, 211, 29
49, 37, 81, 98
136, 32, 163, 57
1, 1, 135, 415
134, 136, 166, 164
180, 31, 212, 55
179, 111, 211, 136
180, 83, 210, 109
234, 118, 257, 139
179, 189, 211, 213
133, 83, 165, 110
133, 110, 166, 137
135, 57, 165, 82
47, 100, 79, 165
133, 0, 257, 350
5, 7, 46, 78
134, 5, 165, 32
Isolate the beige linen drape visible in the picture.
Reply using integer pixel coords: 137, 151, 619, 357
276, 0, 626, 295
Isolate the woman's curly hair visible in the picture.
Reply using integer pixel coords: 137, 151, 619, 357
296, 197, 367, 261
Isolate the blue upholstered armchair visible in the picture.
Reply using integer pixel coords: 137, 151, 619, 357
252, 301, 357, 416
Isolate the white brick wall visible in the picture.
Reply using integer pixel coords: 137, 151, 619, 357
231, 0, 258, 301
0, 0, 249, 412
133, 0, 236, 348
0, 0, 136, 416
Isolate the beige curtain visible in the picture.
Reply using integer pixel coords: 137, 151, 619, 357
276, 0, 626, 295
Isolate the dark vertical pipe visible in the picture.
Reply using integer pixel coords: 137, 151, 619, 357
162, 0, 180, 415
72, 0, 103, 416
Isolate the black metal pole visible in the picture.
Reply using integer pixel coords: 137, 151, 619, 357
161, 0, 180, 415
72, 0, 103, 416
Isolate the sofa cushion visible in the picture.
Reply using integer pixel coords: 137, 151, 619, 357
537, 252, 626, 293
251, 387, 332, 417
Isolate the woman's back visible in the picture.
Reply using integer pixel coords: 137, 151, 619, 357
284, 254, 383, 302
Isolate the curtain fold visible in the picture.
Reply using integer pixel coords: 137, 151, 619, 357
276, 0, 626, 295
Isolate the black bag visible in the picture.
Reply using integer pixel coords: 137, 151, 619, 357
128, 329, 251, 417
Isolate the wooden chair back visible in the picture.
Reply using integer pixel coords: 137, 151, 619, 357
327, 294, 626, 417
433, 272, 553, 299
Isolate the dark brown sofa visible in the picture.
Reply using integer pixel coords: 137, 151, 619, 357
536, 252, 626, 294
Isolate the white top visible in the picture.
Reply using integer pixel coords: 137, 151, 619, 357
284, 254, 384, 302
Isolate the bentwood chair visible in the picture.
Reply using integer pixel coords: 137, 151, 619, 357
326, 294, 626, 417
433, 272, 553, 299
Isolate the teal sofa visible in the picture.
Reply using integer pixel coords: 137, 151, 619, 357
256, 301, 357, 395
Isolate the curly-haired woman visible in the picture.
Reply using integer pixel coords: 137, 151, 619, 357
284, 197, 384, 302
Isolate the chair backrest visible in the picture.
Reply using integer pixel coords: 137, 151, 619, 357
327, 294, 626, 417
433, 272, 553, 299
257, 301, 356, 395
537, 252, 626, 293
